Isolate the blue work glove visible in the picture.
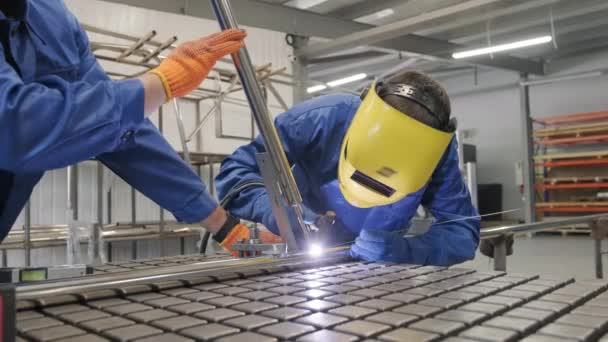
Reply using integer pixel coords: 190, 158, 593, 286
350, 229, 409, 263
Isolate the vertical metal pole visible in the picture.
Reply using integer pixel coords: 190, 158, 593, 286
93, 162, 103, 264
67, 165, 79, 220
195, 101, 203, 152
24, 200, 31, 267
520, 73, 536, 223
466, 162, 478, 209
158, 106, 167, 257
209, 164, 215, 197
131, 187, 137, 260
290, 35, 310, 103
595, 238, 604, 279
493, 237, 507, 272
210, 0, 311, 250
173, 99, 192, 166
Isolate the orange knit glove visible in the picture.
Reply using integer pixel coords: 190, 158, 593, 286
150, 29, 246, 99
221, 224, 283, 257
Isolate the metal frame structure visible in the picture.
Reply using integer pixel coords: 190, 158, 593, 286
3, 22, 296, 266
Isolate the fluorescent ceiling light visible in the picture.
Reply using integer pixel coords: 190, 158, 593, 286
284, 0, 328, 9
307, 84, 327, 94
452, 35, 552, 59
355, 8, 395, 24
327, 73, 367, 87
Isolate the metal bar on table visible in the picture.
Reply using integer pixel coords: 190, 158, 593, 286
16, 252, 349, 300
481, 213, 608, 239
210, 0, 311, 251
520, 74, 536, 223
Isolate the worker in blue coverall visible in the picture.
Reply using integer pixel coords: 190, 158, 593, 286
0, 0, 257, 244
215, 71, 481, 266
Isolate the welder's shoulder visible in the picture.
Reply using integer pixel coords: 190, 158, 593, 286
276, 93, 360, 126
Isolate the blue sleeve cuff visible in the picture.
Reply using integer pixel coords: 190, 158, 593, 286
117, 79, 145, 132
172, 190, 219, 223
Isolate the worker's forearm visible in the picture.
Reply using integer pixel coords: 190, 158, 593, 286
138, 73, 167, 115
201, 206, 228, 234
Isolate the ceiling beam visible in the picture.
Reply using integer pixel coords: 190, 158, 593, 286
451, 0, 608, 44
99, 0, 545, 74
307, 50, 388, 65
328, 0, 452, 20
417, 0, 558, 37
297, 0, 503, 59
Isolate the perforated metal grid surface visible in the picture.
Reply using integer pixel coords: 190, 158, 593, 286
16, 261, 608, 341
93, 254, 231, 274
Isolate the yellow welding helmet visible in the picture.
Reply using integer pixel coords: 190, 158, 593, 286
338, 81, 455, 208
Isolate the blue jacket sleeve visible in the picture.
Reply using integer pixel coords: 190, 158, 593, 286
403, 139, 481, 266
0, 12, 144, 173
215, 94, 359, 234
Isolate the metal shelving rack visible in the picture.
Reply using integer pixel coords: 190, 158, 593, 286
2, 24, 295, 266
533, 111, 608, 227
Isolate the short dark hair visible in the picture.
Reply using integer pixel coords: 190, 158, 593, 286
381, 71, 452, 132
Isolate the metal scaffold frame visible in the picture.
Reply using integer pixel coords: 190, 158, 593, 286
3, 24, 296, 266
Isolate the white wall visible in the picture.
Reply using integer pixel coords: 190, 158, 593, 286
7, 0, 293, 266
442, 50, 608, 220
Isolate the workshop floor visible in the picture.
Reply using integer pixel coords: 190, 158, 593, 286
461, 235, 601, 281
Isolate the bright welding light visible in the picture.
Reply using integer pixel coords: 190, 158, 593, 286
308, 243, 323, 257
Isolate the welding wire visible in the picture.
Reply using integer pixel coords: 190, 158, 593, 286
433, 208, 522, 226
327, 208, 523, 249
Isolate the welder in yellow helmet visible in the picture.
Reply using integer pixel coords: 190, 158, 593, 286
215, 71, 480, 266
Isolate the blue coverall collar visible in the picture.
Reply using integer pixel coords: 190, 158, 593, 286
0, 0, 29, 22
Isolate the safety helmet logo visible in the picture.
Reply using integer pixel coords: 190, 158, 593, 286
338, 81, 454, 208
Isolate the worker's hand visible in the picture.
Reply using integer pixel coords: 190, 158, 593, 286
150, 29, 246, 99
213, 213, 282, 256
350, 229, 408, 263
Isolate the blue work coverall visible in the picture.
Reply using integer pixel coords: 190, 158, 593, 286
0, 0, 217, 241
216, 94, 481, 266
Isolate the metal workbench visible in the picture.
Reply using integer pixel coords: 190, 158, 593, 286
13, 251, 608, 342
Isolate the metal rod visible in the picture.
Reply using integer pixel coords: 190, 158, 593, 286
173, 99, 192, 166
118, 30, 156, 60
596, 238, 604, 279
158, 105, 167, 258
210, 0, 311, 249
16, 251, 349, 301
187, 103, 217, 142
466, 162, 478, 209
520, 73, 536, 223
93, 162, 103, 264
24, 200, 31, 266
481, 213, 608, 239
131, 188, 138, 260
